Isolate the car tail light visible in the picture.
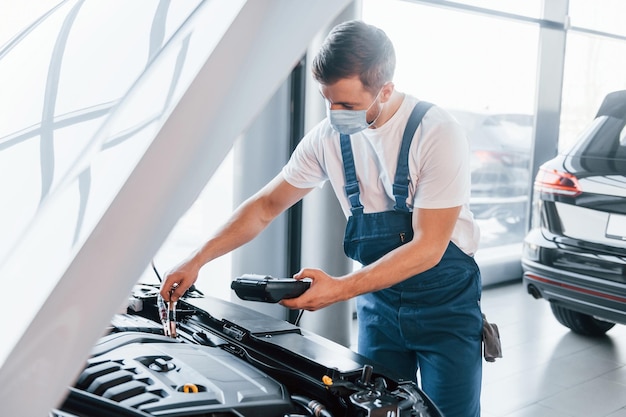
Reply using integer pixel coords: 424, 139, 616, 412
534, 167, 582, 197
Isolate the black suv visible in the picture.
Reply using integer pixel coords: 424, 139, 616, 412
522, 90, 626, 336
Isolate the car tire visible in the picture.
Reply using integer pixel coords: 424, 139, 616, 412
550, 302, 615, 336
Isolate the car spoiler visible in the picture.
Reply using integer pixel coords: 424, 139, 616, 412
596, 90, 626, 119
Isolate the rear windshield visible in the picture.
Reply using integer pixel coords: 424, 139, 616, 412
568, 116, 626, 160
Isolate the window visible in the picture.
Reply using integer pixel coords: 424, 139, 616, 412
560, 32, 626, 150
444, 0, 542, 18
149, 151, 234, 300
363, 0, 538, 257
569, 0, 626, 38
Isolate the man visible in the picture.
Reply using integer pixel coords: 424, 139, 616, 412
160, 20, 482, 417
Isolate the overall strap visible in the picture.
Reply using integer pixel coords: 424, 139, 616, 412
340, 101, 434, 216
393, 101, 433, 211
340, 133, 364, 215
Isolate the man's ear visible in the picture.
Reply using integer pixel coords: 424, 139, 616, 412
380, 82, 394, 103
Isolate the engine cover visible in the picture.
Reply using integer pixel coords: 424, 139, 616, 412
73, 332, 292, 417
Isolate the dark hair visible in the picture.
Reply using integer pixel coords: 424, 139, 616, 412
312, 20, 395, 93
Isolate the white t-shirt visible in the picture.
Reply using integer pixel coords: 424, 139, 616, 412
281, 94, 480, 256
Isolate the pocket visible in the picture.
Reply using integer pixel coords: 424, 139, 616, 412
343, 211, 413, 265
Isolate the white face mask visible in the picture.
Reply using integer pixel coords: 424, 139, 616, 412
327, 89, 383, 135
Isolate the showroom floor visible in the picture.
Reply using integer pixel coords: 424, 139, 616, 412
480, 281, 626, 417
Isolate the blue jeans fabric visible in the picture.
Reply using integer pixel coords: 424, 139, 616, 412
355, 241, 483, 417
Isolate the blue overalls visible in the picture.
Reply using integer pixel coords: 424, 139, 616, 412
340, 102, 483, 417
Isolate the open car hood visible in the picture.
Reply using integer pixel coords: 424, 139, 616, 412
0, 1, 364, 415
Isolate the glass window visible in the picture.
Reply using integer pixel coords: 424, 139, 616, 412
569, 0, 626, 37
570, 116, 626, 160
560, 32, 626, 151
148, 151, 234, 301
443, 0, 542, 18
363, 0, 539, 253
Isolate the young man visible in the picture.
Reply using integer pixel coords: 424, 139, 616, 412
160, 20, 483, 417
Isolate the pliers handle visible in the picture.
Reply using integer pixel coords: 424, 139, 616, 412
157, 285, 178, 338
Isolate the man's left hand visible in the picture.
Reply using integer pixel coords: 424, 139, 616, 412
280, 268, 348, 311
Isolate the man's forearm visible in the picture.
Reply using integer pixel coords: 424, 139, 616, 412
342, 239, 442, 297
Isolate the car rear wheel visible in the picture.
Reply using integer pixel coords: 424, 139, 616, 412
550, 302, 615, 336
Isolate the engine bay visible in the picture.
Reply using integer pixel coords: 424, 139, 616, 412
53, 284, 442, 417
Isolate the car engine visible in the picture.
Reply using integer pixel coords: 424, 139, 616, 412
52, 284, 442, 417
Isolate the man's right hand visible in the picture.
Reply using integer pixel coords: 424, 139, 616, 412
159, 259, 200, 302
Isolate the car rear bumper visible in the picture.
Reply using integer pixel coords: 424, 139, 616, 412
522, 259, 626, 325
521, 228, 626, 324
